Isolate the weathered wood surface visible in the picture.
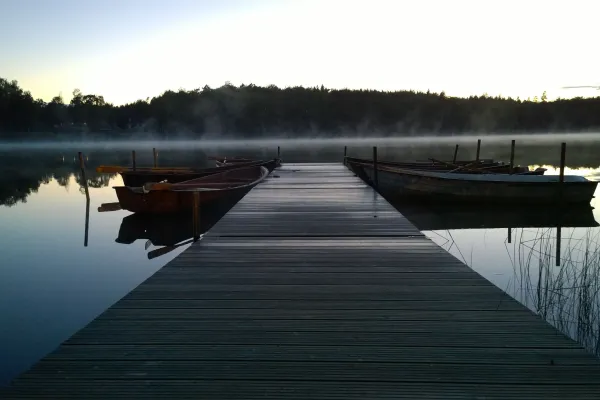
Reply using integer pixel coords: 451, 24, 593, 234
3, 163, 600, 399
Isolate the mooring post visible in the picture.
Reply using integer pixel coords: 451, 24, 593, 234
453, 144, 459, 164
559, 142, 566, 183
373, 146, 378, 188
277, 146, 281, 159
509, 140, 515, 174
476, 139, 481, 162
132, 150, 137, 171
153, 148, 158, 168
507, 227, 512, 244
558, 142, 567, 206
343, 146, 347, 165
192, 191, 200, 241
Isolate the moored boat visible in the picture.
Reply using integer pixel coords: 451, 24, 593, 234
117, 158, 280, 187
345, 156, 544, 175
114, 165, 270, 214
211, 156, 257, 167
349, 160, 597, 205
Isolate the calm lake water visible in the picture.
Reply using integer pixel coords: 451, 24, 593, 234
1, 134, 600, 384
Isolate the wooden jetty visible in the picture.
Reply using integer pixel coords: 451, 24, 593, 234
3, 163, 600, 399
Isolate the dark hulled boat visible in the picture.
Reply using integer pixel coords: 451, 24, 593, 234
212, 157, 259, 167
114, 165, 270, 214
348, 160, 597, 205
118, 158, 280, 187
345, 156, 544, 175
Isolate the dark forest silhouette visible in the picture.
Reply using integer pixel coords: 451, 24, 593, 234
2, 78, 600, 137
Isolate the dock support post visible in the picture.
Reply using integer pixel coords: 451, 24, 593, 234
476, 139, 481, 162
453, 144, 459, 164
373, 146, 378, 188
509, 140, 515, 174
343, 146, 347, 165
559, 142, 566, 183
153, 148, 158, 167
558, 142, 567, 206
507, 227, 512, 244
192, 191, 200, 241
132, 150, 137, 171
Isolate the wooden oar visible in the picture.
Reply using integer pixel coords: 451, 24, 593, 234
96, 165, 194, 174
448, 161, 479, 173
97, 202, 122, 212
147, 239, 195, 260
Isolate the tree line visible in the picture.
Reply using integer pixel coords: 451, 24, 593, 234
1, 77, 600, 137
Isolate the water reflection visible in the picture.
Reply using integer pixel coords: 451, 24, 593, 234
391, 194, 600, 357
1, 142, 600, 384
114, 200, 238, 260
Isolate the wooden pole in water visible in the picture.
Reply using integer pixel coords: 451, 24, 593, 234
192, 191, 200, 241
507, 227, 512, 244
343, 146, 347, 165
132, 150, 137, 171
476, 139, 481, 162
373, 146, 378, 188
509, 140, 515, 174
277, 146, 281, 158
153, 148, 158, 168
559, 142, 566, 183
453, 144, 459, 163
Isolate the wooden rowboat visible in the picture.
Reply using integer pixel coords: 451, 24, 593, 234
345, 156, 544, 175
349, 160, 597, 205
118, 158, 280, 187
114, 165, 269, 214
212, 157, 258, 167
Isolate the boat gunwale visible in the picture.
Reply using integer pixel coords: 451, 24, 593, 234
351, 161, 593, 184
113, 166, 270, 194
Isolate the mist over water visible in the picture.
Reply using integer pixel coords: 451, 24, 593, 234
1, 132, 600, 151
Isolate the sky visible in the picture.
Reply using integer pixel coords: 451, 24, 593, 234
1, 0, 599, 105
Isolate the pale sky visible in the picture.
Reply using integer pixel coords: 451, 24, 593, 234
1, 0, 599, 105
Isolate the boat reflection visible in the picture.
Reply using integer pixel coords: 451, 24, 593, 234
391, 202, 599, 231
115, 200, 237, 259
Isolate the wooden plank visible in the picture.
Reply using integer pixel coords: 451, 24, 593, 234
5, 162, 600, 399
208, 211, 422, 237
44, 344, 600, 365
96, 308, 541, 321
5, 381, 600, 400
64, 330, 582, 348
112, 299, 529, 311
17, 360, 600, 384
